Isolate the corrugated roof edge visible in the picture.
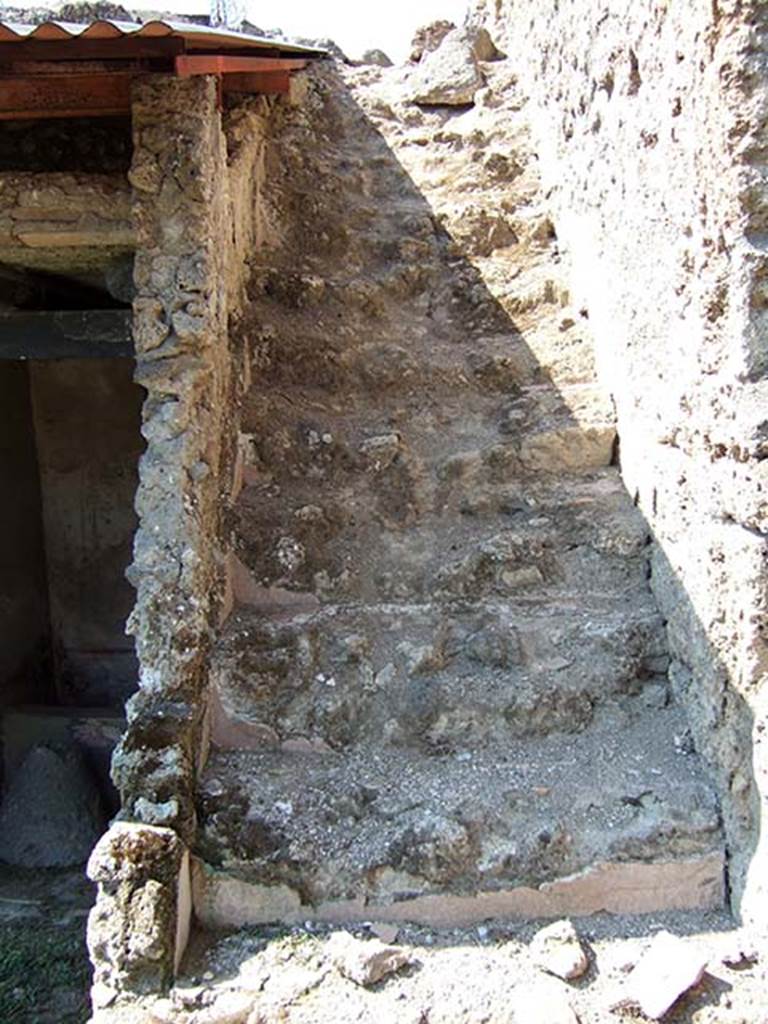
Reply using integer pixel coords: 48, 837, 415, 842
0, 18, 326, 54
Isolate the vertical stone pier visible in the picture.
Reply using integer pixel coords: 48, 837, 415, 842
87, 74, 268, 1010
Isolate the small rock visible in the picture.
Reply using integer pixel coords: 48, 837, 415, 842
329, 932, 414, 986
619, 931, 708, 1019
370, 921, 400, 944
719, 933, 759, 967
673, 728, 695, 755
361, 48, 393, 68
530, 919, 589, 981
195, 989, 254, 1024
145, 997, 175, 1023
359, 432, 401, 468
408, 27, 484, 106
467, 25, 502, 62
642, 682, 669, 709
466, 623, 522, 668
410, 19, 455, 62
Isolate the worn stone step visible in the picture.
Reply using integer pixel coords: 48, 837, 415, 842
252, 323, 547, 394
233, 490, 649, 606
210, 600, 668, 752
193, 706, 724, 928
248, 302, 595, 393
231, 465, 644, 606
240, 384, 616, 511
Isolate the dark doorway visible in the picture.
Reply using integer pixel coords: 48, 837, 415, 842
0, 350, 144, 821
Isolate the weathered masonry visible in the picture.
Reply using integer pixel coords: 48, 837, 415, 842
0, 17, 320, 1005
471, 0, 768, 932
1, 3, 767, 1018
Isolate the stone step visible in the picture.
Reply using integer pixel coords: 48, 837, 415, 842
249, 302, 596, 393
233, 484, 649, 605
210, 600, 668, 752
233, 464, 643, 606
193, 707, 724, 928
240, 384, 616, 503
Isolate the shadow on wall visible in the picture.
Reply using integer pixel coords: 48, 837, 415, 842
202, 59, 757, 932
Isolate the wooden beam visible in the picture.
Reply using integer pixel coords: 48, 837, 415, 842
0, 310, 133, 360
0, 37, 182, 62
174, 54, 307, 76
0, 72, 133, 119
5, 58, 154, 75
222, 70, 291, 95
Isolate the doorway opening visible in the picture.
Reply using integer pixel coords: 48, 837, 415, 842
0, 268, 143, 865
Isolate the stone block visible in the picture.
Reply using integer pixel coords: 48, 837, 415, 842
192, 855, 725, 930
408, 28, 485, 106
619, 931, 708, 1019
0, 743, 105, 867
87, 823, 190, 1002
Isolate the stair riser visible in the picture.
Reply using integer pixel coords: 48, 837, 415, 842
211, 608, 668, 750
192, 854, 725, 929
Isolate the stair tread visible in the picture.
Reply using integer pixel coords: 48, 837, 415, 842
197, 706, 722, 907
232, 494, 650, 603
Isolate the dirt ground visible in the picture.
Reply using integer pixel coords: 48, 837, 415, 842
0, 865, 93, 1023
157, 908, 768, 1024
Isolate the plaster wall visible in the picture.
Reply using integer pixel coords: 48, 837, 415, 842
474, 0, 768, 924
0, 362, 49, 710
29, 358, 144, 708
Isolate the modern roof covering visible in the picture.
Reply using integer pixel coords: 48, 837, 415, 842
0, 18, 324, 55
0, 19, 324, 119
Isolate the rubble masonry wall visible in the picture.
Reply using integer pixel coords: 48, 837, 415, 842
87, 76, 277, 1010
474, 0, 768, 926
0, 171, 133, 278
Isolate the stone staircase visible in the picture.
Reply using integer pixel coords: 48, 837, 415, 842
192, 60, 724, 927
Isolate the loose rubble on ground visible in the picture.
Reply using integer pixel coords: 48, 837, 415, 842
124, 911, 765, 1024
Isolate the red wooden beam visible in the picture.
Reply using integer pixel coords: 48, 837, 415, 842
0, 51, 309, 119
222, 70, 291, 95
0, 72, 133, 119
174, 54, 307, 77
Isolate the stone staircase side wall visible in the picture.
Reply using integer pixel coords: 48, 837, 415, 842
473, 0, 768, 927
87, 76, 281, 1010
